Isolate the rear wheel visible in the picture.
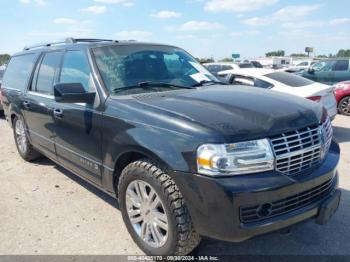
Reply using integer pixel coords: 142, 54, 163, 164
338, 96, 350, 116
118, 160, 201, 255
13, 116, 41, 161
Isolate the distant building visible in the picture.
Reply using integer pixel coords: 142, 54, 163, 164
251, 57, 293, 69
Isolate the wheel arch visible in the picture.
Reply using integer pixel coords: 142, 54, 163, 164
338, 95, 350, 107
111, 146, 173, 195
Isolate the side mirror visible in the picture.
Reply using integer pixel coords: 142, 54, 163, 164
54, 83, 95, 104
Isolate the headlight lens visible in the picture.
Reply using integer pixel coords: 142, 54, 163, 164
197, 139, 274, 176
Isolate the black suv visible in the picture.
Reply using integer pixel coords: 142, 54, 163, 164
1, 38, 341, 255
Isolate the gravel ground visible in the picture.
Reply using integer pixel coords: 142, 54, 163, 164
0, 114, 349, 255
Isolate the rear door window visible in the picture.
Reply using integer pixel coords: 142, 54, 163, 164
332, 60, 349, 71
2, 53, 37, 91
35, 52, 62, 95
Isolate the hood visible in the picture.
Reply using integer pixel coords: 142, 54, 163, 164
111, 85, 324, 142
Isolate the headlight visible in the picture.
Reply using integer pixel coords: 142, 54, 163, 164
197, 139, 274, 176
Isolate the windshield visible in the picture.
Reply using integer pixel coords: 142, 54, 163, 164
312, 60, 335, 72
265, 71, 314, 87
93, 45, 218, 95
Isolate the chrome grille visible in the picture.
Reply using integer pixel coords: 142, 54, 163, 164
323, 117, 333, 153
270, 118, 332, 176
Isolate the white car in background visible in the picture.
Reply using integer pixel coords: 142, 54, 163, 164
285, 60, 318, 73
203, 62, 254, 77
218, 68, 337, 120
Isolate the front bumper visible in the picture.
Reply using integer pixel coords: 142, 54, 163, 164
171, 140, 340, 242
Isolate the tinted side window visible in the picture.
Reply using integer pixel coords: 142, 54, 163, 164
239, 63, 254, 69
207, 65, 221, 74
36, 52, 62, 95
59, 51, 95, 92
333, 60, 349, 71
222, 65, 233, 71
265, 72, 314, 87
2, 54, 37, 91
254, 78, 273, 88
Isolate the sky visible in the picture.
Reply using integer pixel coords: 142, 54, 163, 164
0, 0, 349, 59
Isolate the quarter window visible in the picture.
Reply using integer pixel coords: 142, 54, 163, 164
36, 52, 62, 95
59, 51, 95, 92
2, 53, 37, 92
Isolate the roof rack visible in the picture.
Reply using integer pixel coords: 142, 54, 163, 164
23, 37, 116, 51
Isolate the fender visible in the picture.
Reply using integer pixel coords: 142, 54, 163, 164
101, 124, 202, 193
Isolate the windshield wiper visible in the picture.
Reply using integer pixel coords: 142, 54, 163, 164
192, 80, 227, 87
113, 81, 195, 93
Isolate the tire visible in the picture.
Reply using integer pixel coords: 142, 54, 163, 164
338, 96, 350, 116
13, 116, 41, 161
118, 160, 201, 255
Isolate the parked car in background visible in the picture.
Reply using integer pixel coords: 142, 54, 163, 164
219, 69, 337, 120
0, 67, 5, 113
333, 81, 350, 116
203, 62, 254, 77
302, 59, 350, 85
1, 38, 341, 255
250, 60, 263, 68
285, 60, 317, 73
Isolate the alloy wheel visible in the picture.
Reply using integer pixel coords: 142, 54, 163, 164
125, 180, 169, 248
340, 98, 350, 115
15, 119, 27, 154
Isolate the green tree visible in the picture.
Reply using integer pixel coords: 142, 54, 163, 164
317, 54, 328, 58
219, 57, 233, 62
0, 54, 11, 65
290, 53, 308, 57
336, 49, 350, 58
265, 50, 285, 57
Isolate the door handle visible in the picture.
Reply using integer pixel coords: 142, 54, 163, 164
23, 100, 30, 108
53, 108, 63, 118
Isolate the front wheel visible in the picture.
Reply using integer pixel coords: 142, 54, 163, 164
13, 116, 41, 161
118, 160, 201, 255
338, 96, 350, 116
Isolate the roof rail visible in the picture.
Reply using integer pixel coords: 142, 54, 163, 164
23, 37, 116, 51
67, 38, 114, 43
23, 39, 70, 51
